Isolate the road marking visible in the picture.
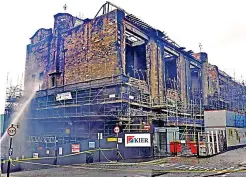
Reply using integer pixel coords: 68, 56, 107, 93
194, 167, 204, 170
164, 163, 177, 167
221, 174, 229, 177
163, 163, 231, 173
170, 163, 178, 166
158, 163, 242, 174
159, 163, 178, 168
160, 163, 171, 167
188, 166, 198, 170
174, 165, 189, 169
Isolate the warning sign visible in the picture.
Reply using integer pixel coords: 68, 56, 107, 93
107, 137, 117, 142
33, 153, 39, 159
114, 126, 120, 134
7, 127, 16, 136
71, 144, 80, 153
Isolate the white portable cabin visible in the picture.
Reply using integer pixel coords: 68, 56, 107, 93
204, 110, 246, 148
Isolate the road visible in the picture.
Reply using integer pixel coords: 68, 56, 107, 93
2, 147, 246, 177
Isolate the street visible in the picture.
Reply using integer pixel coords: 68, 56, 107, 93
2, 147, 246, 177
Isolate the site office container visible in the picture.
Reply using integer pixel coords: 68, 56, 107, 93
204, 110, 246, 148
204, 110, 227, 127
204, 110, 246, 128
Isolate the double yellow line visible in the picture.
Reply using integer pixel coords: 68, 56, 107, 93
1, 148, 118, 164
5, 160, 246, 174
2, 154, 246, 174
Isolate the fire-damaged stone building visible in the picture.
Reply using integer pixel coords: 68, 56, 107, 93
4, 2, 246, 162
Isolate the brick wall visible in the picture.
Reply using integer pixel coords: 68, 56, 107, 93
54, 13, 74, 34
25, 10, 120, 90
25, 35, 52, 91
30, 28, 52, 44
207, 64, 219, 96
180, 55, 186, 103
201, 60, 209, 105
63, 10, 118, 85
191, 53, 201, 62
120, 21, 126, 75
146, 40, 164, 102
176, 53, 182, 101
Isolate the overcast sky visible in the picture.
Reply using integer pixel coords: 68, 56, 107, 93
0, 0, 246, 114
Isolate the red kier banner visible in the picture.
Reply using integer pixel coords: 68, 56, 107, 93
71, 144, 80, 153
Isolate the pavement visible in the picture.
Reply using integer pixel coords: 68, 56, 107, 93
1, 147, 246, 177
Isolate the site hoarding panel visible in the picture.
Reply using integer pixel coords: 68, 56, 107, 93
125, 133, 151, 147
226, 127, 246, 147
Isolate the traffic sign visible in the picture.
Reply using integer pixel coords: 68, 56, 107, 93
144, 125, 151, 130
114, 126, 120, 134
98, 133, 103, 140
7, 127, 16, 136
9, 148, 13, 156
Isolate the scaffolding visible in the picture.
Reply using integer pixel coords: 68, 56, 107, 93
207, 74, 246, 113
23, 70, 207, 144
5, 86, 22, 113
3, 73, 24, 133
25, 75, 153, 142
5, 1, 246, 149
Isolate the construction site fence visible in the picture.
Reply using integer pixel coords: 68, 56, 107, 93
153, 129, 227, 158
1, 130, 228, 173
1, 133, 153, 173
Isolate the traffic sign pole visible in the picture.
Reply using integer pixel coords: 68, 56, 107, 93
99, 138, 101, 163
116, 133, 119, 162
7, 136, 13, 177
114, 126, 120, 162
97, 133, 102, 163
6, 124, 18, 177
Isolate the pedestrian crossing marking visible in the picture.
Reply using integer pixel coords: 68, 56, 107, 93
158, 162, 237, 173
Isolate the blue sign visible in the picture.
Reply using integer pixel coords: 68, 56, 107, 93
244, 116, 246, 127
235, 114, 245, 128
89, 142, 95, 148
